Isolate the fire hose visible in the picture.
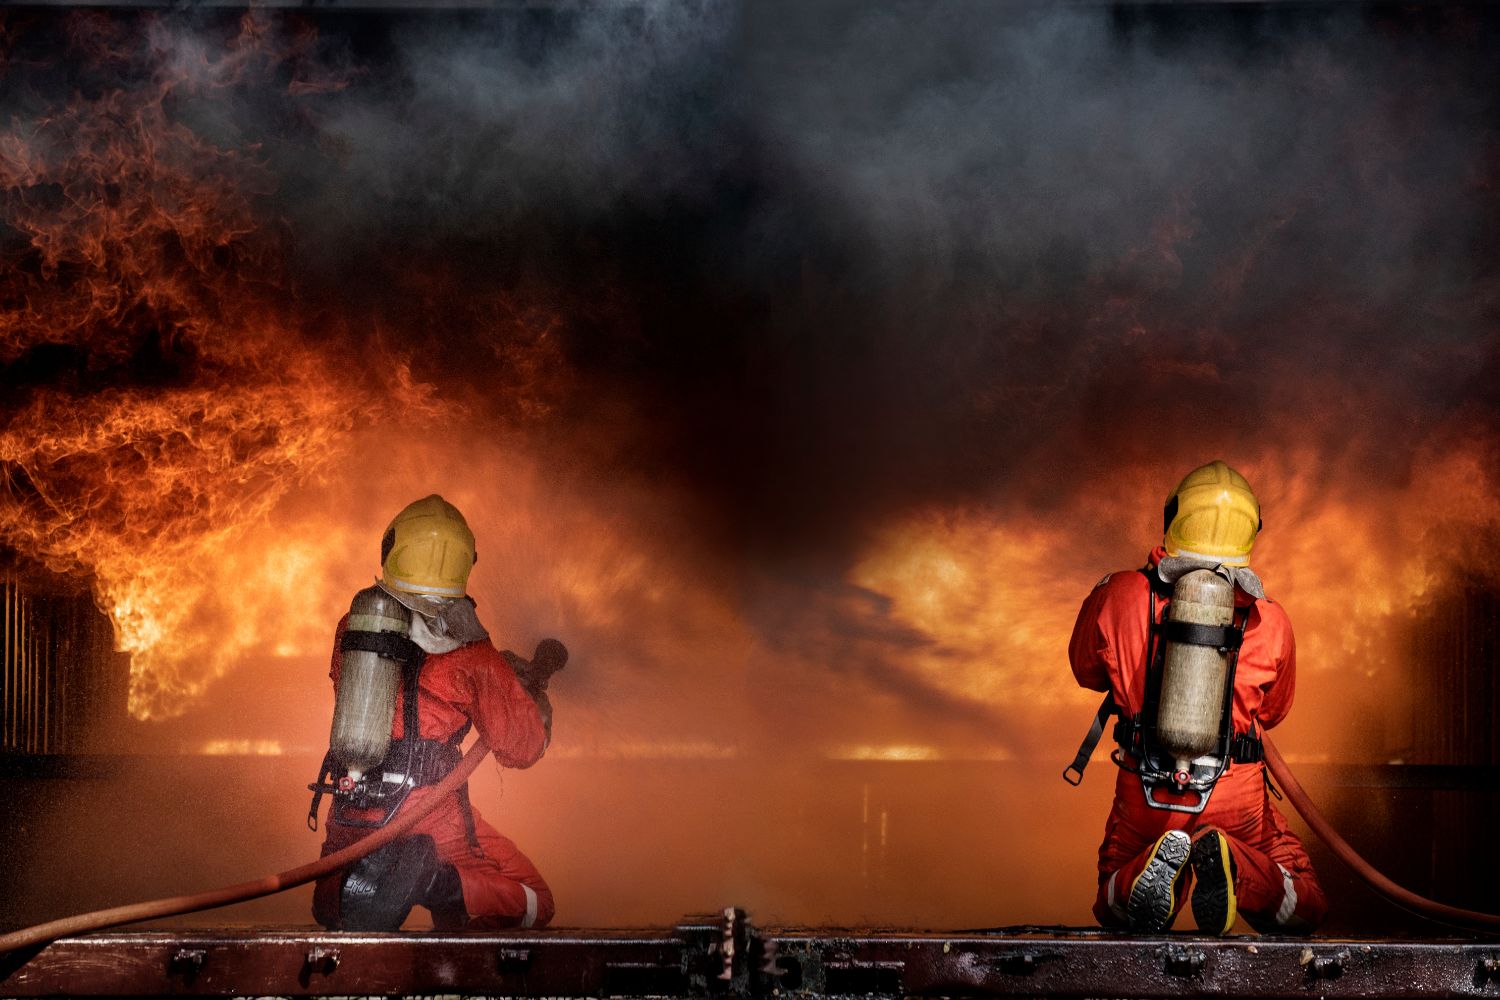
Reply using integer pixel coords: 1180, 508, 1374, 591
1262, 737, 1500, 933
1, 734, 1496, 953
0, 737, 492, 955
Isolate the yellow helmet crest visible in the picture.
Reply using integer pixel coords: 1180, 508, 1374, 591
1162, 460, 1261, 567
380, 494, 477, 597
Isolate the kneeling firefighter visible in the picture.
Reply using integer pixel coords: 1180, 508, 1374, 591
307, 494, 567, 931
1064, 460, 1326, 935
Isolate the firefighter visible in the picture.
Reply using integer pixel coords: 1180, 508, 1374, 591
310, 494, 558, 931
1068, 461, 1327, 935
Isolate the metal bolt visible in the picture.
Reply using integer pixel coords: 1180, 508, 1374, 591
1305, 949, 1349, 980
1165, 947, 1207, 977
169, 948, 206, 976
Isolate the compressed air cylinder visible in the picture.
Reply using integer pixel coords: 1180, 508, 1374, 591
1156, 569, 1235, 779
329, 586, 412, 783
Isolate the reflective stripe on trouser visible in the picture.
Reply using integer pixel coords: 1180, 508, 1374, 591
521, 884, 539, 928
1224, 835, 1326, 934
1105, 871, 1126, 923
447, 814, 555, 929
1276, 866, 1299, 925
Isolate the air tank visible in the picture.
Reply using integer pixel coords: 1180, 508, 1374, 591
1156, 569, 1235, 780
329, 586, 412, 783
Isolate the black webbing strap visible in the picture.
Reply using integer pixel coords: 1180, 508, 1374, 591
1063, 693, 1117, 785
401, 649, 421, 752
444, 720, 482, 853
1106, 716, 1264, 761
314, 630, 482, 851
307, 750, 335, 830
456, 784, 482, 854
1159, 619, 1244, 651
1065, 569, 1258, 787
340, 628, 424, 667
1229, 729, 1264, 764
377, 737, 462, 783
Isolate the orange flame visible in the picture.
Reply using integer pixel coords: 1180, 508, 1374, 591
845, 439, 1500, 760
0, 14, 381, 719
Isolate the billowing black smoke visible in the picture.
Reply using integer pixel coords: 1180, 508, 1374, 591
253, 3, 1500, 556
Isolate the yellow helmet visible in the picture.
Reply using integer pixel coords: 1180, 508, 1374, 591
1162, 460, 1262, 566
380, 494, 477, 597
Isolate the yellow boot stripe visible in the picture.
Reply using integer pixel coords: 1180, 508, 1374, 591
1217, 833, 1239, 935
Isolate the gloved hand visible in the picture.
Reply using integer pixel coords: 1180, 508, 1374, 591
502, 639, 568, 743
503, 639, 568, 695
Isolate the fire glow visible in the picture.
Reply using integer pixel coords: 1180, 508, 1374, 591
0, 14, 369, 721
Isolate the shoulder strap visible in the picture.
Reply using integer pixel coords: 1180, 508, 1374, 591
1139, 564, 1173, 597
401, 647, 426, 741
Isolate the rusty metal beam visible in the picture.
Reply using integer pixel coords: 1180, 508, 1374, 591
765, 930, 1500, 998
3, 912, 1499, 998
0, 925, 698, 998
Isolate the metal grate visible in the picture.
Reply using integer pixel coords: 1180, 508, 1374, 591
1411, 581, 1500, 766
1, 569, 121, 755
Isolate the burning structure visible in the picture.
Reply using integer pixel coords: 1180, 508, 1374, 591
1, 560, 125, 756
1, 0, 1500, 995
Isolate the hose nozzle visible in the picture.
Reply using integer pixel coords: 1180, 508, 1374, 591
504, 638, 569, 695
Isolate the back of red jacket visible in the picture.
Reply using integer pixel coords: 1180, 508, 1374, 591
328, 614, 548, 770
1068, 547, 1296, 735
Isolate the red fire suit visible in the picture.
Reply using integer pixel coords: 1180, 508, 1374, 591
1069, 548, 1326, 933
313, 615, 554, 929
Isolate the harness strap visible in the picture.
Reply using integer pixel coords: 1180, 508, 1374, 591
443, 721, 481, 852
1063, 693, 1116, 785
377, 737, 463, 783
1062, 568, 1262, 787
441, 719, 483, 851
339, 628, 424, 667
401, 648, 422, 745
1228, 728, 1265, 763
1159, 619, 1243, 651
307, 750, 335, 831
399, 644, 481, 851
311, 626, 482, 852
1113, 713, 1266, 764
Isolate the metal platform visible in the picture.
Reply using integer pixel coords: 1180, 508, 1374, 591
4, 910, 1500, 998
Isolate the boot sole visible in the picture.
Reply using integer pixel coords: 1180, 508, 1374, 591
1127, 830, 1191, 933
1190, 830, 1238, 935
